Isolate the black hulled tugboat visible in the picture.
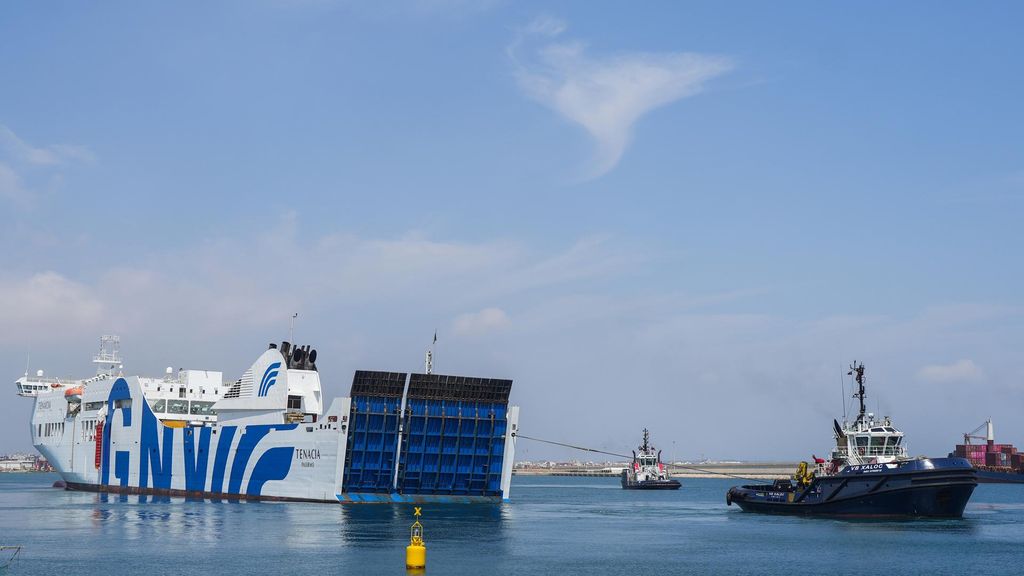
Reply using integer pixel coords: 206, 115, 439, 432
621, 429, 681, 490
726, 362, 976, 517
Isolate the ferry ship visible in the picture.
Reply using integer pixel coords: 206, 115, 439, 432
17, 336, 520, 503
726, 362, 976, 517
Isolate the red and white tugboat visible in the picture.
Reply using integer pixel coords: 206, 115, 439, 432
621, 429, 681, 490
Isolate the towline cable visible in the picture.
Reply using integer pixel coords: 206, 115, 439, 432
511, 433, 766, 482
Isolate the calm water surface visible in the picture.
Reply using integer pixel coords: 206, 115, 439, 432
1, 474, 1022, 575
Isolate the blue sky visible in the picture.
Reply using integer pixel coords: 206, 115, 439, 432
2, 1, 1022, 460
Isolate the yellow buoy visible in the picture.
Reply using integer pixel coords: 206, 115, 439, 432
406, 507, 426, 570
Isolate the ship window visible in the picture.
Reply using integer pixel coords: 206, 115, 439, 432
288, 395, 302, 410
152, 399, 166, 413
85, 401, 105, 411
855, 436, 868, 448
115, 399, 132, 409
190, 401, 216, 416
167, 399, 189, 414
870, 436, 884, 448
178, 387, 186, 399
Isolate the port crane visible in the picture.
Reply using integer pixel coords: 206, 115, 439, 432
963, 419, 993, 445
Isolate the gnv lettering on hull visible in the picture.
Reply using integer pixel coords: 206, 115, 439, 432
100, 378, 298, 497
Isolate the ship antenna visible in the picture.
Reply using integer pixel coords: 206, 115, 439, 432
839, 364, 847, 421
641, 428, 650, 452
848, 361, 866, 421
93, 335, 122, 376
425, 330, 437, 375
289, 313, 298, 344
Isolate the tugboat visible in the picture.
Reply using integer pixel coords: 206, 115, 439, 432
621, 429, 681, 490
726, 362, 976, 517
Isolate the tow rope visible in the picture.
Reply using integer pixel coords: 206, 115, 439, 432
512, 432, 769, 482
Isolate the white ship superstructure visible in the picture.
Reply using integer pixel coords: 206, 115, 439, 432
19, 337, 519, 503
818, 362, 908, 475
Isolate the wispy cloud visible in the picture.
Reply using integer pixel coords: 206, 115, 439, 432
917, 359, 984, 384
0, 163, 29, 204
453, 307, 510, 336
0, 272, 105, 335
271, 0, 501, 18
0, 124, 94, 207
0, 125, 94, 167
0, 216, 629, 349
508, 16, 733, 179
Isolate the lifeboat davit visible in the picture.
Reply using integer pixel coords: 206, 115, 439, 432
64, 386, 84, 402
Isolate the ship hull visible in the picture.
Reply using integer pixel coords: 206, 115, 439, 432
975, 469, 1024, 484
621, 478, 681, 490
621, 482, 681, 490
727, 458, 976, 518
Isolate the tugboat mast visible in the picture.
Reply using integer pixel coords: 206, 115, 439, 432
848, 361, 866, 422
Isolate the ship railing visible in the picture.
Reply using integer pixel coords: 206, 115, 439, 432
832, 446, 907, 458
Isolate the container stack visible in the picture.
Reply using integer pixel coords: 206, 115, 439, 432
951, 443, 1022, 471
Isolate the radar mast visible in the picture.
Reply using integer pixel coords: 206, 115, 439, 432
92, 335, 122, 376
848, 361, 866, 423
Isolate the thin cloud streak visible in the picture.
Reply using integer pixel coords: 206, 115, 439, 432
509, 16, 733, 179
453, 307, 510, 336
0, 125, 94, 167
0, 124, 94, 207
917, 359, 984, 384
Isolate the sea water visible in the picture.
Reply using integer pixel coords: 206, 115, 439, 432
1, 474, 1022, 575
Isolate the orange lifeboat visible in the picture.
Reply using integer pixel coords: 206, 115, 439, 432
64, 386, 84, 402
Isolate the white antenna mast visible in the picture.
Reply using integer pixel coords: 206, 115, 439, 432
289, 313, 298, 343
92, 335, 122, 376
425, 330, 437, 374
